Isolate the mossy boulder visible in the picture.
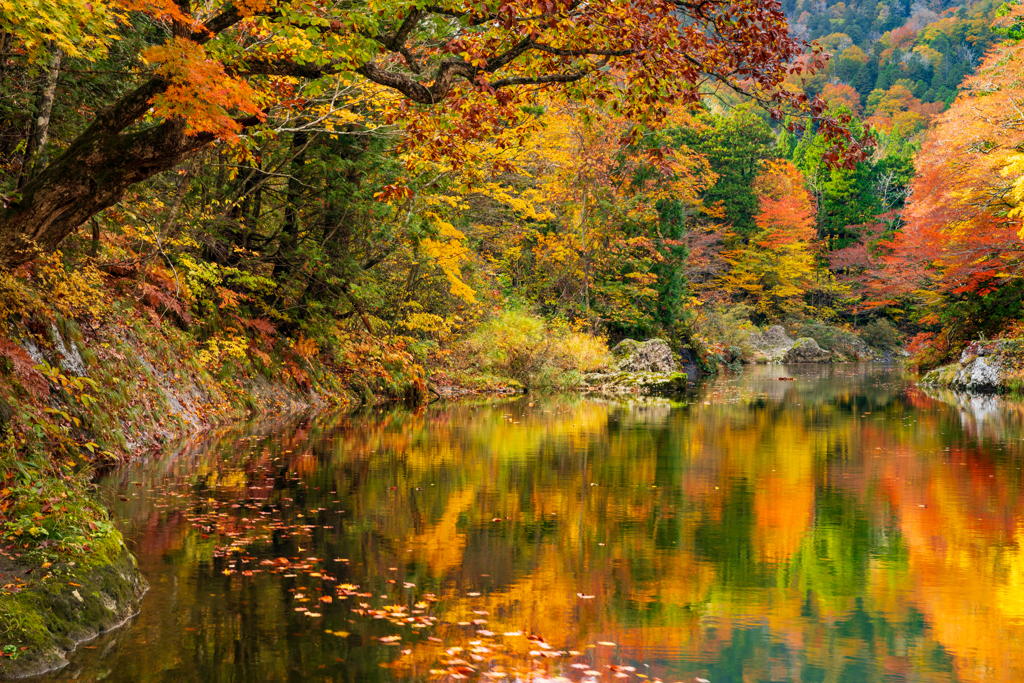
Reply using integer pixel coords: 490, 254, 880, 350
783, 338, 832, 364
611, 339, 677, 373
582, 371, 690, 396
0, 537, 147, 679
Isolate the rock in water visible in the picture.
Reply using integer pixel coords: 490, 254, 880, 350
953, 355, 1003, 392
783, 338, 832, 363
611, 339, 678, 373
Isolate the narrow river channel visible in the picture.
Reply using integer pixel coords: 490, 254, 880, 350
42, 364, 1024, 683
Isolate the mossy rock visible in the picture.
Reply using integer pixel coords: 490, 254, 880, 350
583, 371, 690, 396
0, 538, 147, 679
782, 338, 832, 364
610, 339, 642, 359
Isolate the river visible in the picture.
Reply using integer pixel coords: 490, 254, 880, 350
40, 364, 1024, 683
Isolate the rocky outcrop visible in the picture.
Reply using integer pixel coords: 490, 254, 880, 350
745, 324, 884, 364
921, 339, 1024, 394
0, 540, 148, 679
749, 325, 796, 363
751, 325, 794, 350
611, 339, 677, 373
586, 339, 690, 395
783, 338, 832, 364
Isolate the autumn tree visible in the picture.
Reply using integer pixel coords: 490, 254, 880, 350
874, 25, 1024, 345
468, 99, 713, 335
720, 160, 819, 320
0, 0, 863, 269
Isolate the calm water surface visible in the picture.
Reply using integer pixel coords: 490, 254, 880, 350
46, 364, 1024, 683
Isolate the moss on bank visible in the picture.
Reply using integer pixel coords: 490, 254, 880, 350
0, 282, 428, 677
0, 530, 146, 678
920, 339, 1024, 395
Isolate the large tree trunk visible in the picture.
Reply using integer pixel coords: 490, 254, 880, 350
0, 78, 219, 267
0, 8, 248, 269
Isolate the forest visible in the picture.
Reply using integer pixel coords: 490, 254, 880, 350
2, 0, 1022, 399
0, 0, 1023, 675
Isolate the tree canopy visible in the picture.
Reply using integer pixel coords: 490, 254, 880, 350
0, 0, 861, 268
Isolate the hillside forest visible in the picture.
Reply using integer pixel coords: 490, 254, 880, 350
0, 0, 1023, 576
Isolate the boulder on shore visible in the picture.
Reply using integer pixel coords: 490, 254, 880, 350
748, 325, 795, 363
921, 339, 1024, 394
783, 338, 832, 364
611, 338, 678, 373
584, 339, 689, 396
750, 325, 794, 351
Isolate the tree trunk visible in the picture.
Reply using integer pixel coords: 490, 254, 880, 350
274, 130, 309, 278
0, 77, 225, 268
16, 45, 62, 190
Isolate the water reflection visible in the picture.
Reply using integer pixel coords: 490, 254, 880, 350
44, 365, 1024, 683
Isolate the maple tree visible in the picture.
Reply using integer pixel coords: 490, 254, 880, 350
871, 22, 1024, 343
719, 160, 819, 320
0, 0, 865, 268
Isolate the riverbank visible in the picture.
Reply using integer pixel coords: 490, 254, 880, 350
0, 271, 433, 676
0, 258, 901, 676
920, 339, 1024, 394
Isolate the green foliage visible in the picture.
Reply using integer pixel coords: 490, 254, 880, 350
675, 107, 777, 237
693, 305, 761, 363
455, 308, 610, 390
858, 318, 904, 351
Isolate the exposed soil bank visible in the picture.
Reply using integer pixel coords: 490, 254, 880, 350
0, 304, 377, 678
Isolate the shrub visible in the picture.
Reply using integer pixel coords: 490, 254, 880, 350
694, 304, 760, 362
458, 309, 610, 389
858, 318, 904, 351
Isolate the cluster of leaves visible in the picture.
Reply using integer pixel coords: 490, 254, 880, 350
449, 308, 610, 390
858, 9, 1024, 364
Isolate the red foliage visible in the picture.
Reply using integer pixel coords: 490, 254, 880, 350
873, 37, 1024, 308
0, 336, 48, 399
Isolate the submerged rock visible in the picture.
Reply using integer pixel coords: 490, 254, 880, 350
783, 338, 832, 364
611, 338, 678, 373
